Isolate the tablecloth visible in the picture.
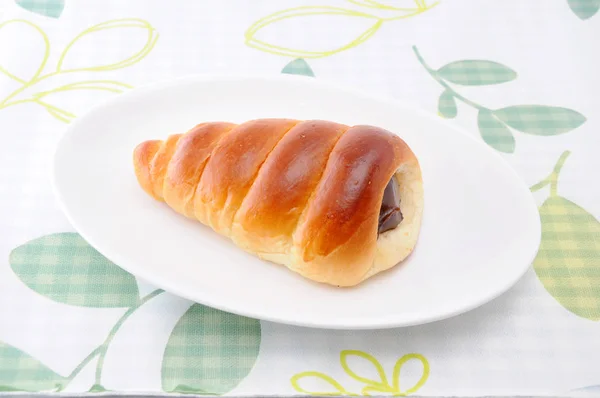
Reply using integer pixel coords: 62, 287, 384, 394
0, 0, 599, 396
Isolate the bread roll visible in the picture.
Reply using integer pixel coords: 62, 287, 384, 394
133, 118, 423, 286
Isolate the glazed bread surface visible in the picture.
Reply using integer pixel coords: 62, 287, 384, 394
133, 118, 423, 286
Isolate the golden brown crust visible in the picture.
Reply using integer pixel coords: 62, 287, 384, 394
233, 120, 348, 252
194, 118, 299, 234
133, 118, 423, 287
163, 122, 235, 217
293, 125, 414, 285
149, 134, 181, 199
133, 140, 161, 199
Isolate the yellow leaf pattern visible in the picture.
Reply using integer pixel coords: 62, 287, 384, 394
244, 1, 439, 58
0, 18, 158, 123
291, 350, 429, 396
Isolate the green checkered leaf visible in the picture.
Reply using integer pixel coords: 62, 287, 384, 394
534, 196, 600, 321
162, 304, 261, 395
494, 105, 586, 136
438, 90, 457, 118
10, 233, 139, 308
0, 342, 66, 392
437, 60, 517, 86
568, 0, 600, 20
477, 109, 515, 153
281, 58, 315, 77
15, 0, 64, 18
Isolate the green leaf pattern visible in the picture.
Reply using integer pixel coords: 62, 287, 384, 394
568, 0, 600, 19
162, 304, 261, 395
477, 109, 515, 153
494, 105, 587, 136
531, 152, 600, 321
281, 58, 315, 77
10, 233, 140, 308
0, 342, 66, 392
438, 89, 457, 118
535, 196, 600, 320
15, 0, 65, 18
437, 60, 517, 86
5, 233, 262, 393
413, 46, 586, 153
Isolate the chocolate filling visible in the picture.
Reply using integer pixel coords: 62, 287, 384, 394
378, 177, 403, 234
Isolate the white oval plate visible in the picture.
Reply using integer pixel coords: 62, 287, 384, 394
52, 74, 541, 329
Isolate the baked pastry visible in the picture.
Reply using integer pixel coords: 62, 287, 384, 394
133, 118, 423, 287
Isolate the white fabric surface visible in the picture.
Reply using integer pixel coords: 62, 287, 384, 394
0, 0, 599, 396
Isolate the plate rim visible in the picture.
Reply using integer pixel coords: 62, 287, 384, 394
51, 73, 542, 330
